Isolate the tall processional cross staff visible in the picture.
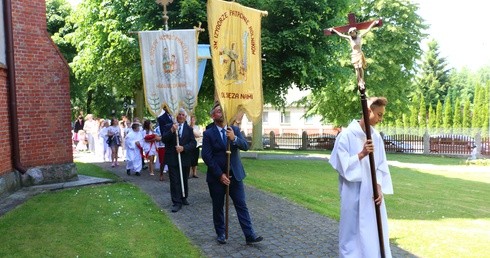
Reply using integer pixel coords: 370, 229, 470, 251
325, 13, 386, 258
155, 0, 185, 197
156, 0, 174, 31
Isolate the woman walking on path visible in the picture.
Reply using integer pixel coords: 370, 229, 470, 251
107, 118, 121, 167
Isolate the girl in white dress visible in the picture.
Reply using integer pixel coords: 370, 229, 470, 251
142, 120, 160, 176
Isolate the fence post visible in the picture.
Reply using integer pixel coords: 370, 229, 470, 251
270, 131, 276, 149
301, 131, 308, 150
475, 132, 482, 158
423, 131, 430, 154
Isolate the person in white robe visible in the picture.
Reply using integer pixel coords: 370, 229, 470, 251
125, 122, 144, 176
329, 97, 393, 258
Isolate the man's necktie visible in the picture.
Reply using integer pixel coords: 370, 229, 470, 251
221, 128, 227, 145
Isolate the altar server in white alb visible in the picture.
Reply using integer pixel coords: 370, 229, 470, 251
125, 122, 144, 176
329, 97, 393, 258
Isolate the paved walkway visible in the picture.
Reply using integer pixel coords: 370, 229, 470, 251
74, 152, 415, 257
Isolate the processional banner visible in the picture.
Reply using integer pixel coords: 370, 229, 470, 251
139, 29, 199, 116
207, 0, 265, 124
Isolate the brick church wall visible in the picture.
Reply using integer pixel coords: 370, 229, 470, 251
10, 0, 73, 168
0, 69, 12, 175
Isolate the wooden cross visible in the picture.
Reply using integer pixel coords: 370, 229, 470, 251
156, 0, 174, 31
324, 13, 386, 258
324, 13, 382, 36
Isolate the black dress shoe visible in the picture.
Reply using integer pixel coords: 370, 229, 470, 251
171, 204, 181, 213
126, 169, 131, 175
182, 199, 189, 205
216, 235, 226, 244
246, 235, 263, 245
135, 172, 141, 176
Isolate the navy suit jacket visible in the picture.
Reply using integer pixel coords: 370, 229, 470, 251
162, 121, 196, 167
202, 125, 249, 182
157, 112, 174, 135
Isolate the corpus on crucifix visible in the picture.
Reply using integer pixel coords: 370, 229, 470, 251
325, 13, 381, 90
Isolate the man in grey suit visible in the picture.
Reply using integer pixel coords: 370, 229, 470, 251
201, 103, 263, 245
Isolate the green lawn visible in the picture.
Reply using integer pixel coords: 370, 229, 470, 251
240, 157, 490, 258
1, 155, 488, 258
0, 163, 203, 258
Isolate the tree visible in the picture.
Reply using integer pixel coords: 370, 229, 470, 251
409, 94, 419, 129
428, 105, 436, 133
435, 100, 443, 132
442, 95, 452, 131
452, 97, 462, 133
46, 0, 72, 35
47, 0, 83, 119
414, 39, 451, 108
462, 98, 471, 133
482, 82, 490, 136
472, 83, 486, 134
418, 94, 427, 134
306, 0, 427, 126
67, 0, 164, 118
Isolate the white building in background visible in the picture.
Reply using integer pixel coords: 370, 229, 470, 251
239, 87, 339, 136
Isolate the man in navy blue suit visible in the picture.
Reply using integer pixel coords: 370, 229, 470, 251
162, 108, 196, 212
202, 103, 263, 245
157, 104, 174, 134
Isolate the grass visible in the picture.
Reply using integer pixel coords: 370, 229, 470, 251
240, 157, 490, 258
1, 154, 489, 257
76, 162, 121, 180
0, 163, 203, 258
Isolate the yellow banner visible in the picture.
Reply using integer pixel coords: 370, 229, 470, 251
207, 0, 265, 125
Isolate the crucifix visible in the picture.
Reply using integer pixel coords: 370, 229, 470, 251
325, 13, 382, 90
325, 13, 386, 258
156, 0, 174, 31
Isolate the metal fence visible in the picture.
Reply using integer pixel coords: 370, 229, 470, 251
248, 131, 489, 157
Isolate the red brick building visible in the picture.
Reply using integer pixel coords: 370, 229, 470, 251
0, 0, 76, 196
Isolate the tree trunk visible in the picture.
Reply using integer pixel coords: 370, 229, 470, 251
251, 114, 263, 150
134, 88, 145, 120
86, 89, 93, 114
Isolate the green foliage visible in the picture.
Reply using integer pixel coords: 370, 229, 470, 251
414, 39, 451, 108
453, 97, 462, 132
435, 100, 443, 131
409, 94, 418, 128
482, 81, 490, 136
308, 0, 426, 126
428, 105, 436, 130
462, 98, 471, 132
442, 95, 452, 130
66, 0, 164, 117
259, 0, 348, 106
471, 83, 487, 135
418, 94, 427, 134
46, 0, 72, 35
